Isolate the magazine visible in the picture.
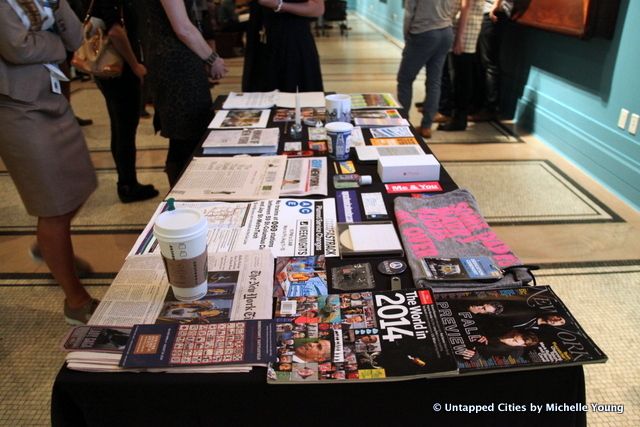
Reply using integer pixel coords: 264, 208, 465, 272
120, 320, 276, 370
208, 109, 270, 129
352, 109, 410, 127
61, 326, 132, 352
201, 128, 279, 154
267, 289, 457, 383
434, 286, 608, 373
350, 93, 401, 109
273, 256, 328, 298
272, 107, 326, 123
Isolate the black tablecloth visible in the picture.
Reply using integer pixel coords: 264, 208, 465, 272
51, 98, 587, 427
52, 365, 586, 426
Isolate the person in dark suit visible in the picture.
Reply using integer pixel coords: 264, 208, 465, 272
0, 0, 99, 324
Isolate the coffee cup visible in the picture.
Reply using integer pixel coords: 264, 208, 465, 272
325, 121, 353, 161
325, 94, 351, 123
153, 208, 209, 301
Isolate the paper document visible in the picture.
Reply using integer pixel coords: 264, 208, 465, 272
168, 155, 286, 201
129, 199, 339, 258
222, 91, 325, 109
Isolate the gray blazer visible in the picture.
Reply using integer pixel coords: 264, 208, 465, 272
0, 0, 83, 102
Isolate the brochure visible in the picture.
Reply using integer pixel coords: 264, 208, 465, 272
201, 128, 279, 154
208, 109, 270, 129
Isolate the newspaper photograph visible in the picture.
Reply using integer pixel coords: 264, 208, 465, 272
129, 199, 339, 258
168, 156, 287, 201
89, 250, 275, 327
281, 157, 328, 196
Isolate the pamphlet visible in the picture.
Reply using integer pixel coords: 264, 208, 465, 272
352, 109, 410, 127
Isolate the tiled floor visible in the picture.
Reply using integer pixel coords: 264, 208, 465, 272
0, 13, 638, 426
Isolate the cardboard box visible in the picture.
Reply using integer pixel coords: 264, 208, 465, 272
377, 154, 440, 183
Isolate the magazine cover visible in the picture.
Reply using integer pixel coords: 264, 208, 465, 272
267, 290, 457, 383
120, 320, 276, 369
273, 256, 328, 298
434, 286, 607, 374
61, 326, 132, 352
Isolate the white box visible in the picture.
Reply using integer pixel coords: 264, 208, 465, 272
377, 154, 440, 183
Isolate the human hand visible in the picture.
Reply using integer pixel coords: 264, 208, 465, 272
208, 57, 228, 80
489, 5, 500, 22
132, 63, 147, 81
473, 335, 488, 345
461, 349, 476, 360
453, 38, 463, 55
258, 0, 279, 9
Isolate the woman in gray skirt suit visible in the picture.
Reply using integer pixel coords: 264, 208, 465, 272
0, 0, 99, 324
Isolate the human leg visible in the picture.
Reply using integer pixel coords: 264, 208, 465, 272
396, 33, 431, 114
439, 52, 474, 131
37, 209, 92, 310
96, 70, 158, 202
166, 138, 200, 187
476, 13, 503, 119
422, 27, 455, 129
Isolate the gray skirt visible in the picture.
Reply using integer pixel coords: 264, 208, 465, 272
0, 88, 97, 217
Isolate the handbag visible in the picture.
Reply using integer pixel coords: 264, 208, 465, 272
71, 0, 124, 78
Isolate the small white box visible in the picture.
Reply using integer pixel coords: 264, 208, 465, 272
377, 154, 440, 183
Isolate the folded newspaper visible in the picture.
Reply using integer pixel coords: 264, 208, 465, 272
63, 250, 275, 373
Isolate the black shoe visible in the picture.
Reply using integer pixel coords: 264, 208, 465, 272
118, 183, 159, 203
437, 119, 467, 131
76, 116, 93, 126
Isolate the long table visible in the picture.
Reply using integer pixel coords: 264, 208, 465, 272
51, 99, 587, 426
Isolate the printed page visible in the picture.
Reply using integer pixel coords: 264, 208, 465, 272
129, 199, 339, 258
168, 156, 286, 201
275, 91, 326, 108
222, 91, 278, 109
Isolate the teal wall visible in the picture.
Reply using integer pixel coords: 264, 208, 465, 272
349, 0, 640, 210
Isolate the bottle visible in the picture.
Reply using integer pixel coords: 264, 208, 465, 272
333, 174, 372, 189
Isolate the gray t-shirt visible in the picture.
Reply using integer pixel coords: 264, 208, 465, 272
404, 0, 457, 35
394, 189, 533, 292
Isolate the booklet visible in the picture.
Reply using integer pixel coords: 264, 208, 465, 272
202, 128, 279, 155
280, 157, 328, 196
119, 320, 276, 370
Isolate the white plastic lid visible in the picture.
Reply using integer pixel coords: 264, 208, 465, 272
153, 208, 207, 241
358, 175, 373, 185
325, 121, 354, 133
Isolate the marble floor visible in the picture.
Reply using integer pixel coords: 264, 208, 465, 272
0, 13, 638, 426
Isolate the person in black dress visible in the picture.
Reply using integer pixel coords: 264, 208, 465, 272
135, 0, 227, 186
242, 0, 324, 92
92, 0, 159, 202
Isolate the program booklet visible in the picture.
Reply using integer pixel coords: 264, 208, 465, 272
267, 289, 457, 383
434, 286, 607, 374
351, 109, 410, 127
